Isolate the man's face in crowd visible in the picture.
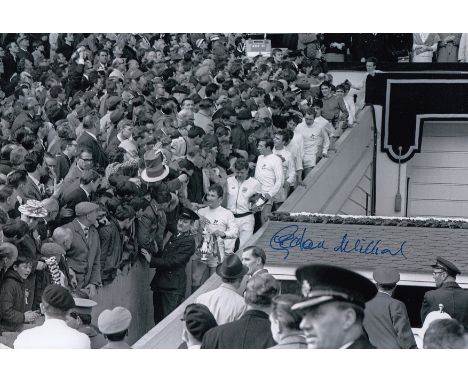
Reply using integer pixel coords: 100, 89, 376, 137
273, 134, 285, 150
177, 217, 192, 233
234, 167, 249, 182
241, 248, 261, 275
335, 88, 345, 98
66, 140, 78, 157
19, 38, 29, 50
366, 62, 376, 74
85, 210, 99, 226
9, 43, 19, 54
287, 119, 297, 131
205, 190, 222, 208
98, 51, 109, 65
305, 113, 315, 127
300, 302, 349, 349
257, 140, 268, 155
78, 152, 94, 171
320, 85, 331, 97
432, 268, 447, 288
182, 99, 194, 111
154, 83, 165, 97
121, 124, 134, 140
44, 157, 57, 177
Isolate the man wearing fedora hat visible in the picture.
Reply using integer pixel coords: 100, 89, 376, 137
421, 257, 468, 329
141, 206, 199, 324
196, 255, 248, 325
363, 267, 416, 349
293, 263, 377, 349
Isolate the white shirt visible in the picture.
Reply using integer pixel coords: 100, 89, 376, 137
196, 283, 247, 325
14, 318, 91, 349
295, 121, 330, 168
286, 132, 304, 172
226, 176, 262, 215
198, 206, 239, 256
273, 148, 296, 186
254, 153, 284, 198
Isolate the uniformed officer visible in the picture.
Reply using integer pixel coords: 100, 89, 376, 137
141, 207, 199, 324
292, 263, 377, 349
67, 297, 106, 349
363, 267, 417, 349
421, 256, 468, 329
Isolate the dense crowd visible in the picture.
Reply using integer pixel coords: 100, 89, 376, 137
0, 33, 466, 349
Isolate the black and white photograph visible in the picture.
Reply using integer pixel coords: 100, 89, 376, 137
1, 1, 468, 381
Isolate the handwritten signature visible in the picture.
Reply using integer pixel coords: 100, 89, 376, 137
269, 224, 407, 260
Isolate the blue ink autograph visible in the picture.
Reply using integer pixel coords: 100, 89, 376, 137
269, 224, 407, 260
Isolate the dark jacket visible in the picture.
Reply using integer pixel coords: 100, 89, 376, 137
149, 231, 196, 295
20, 175, 44, 202
201, 310, 276, 349
136, 200, 167, 255
363, 292, 417, 349
347, 334, 376, 349
77, 131, 109, 170
421, 281, 468, 329
61, 186, 90, 224
0, 269, 26, 333
55, 153, 72, 182
99, 217, 125, 284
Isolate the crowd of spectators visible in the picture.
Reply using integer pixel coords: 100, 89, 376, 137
0, 32, 465, 348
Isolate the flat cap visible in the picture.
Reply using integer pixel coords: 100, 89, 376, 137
373, 267, 400, 286
292, 264, 377, 311
41, 242, 66, 258
183, 304, 217, 342
98, 306, 132, 335
75, 202, 100, 217
42, 284, 75, 311
431, 256, 461, 276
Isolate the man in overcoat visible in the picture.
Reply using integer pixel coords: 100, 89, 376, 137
201, 273, 280, 349
363, 267, 417, 348
421, 257, 468, 329
141, 207, 198, 325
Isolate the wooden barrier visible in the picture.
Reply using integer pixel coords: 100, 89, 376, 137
90, 259, 154, 345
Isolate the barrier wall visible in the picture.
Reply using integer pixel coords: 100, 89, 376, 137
91, 259, 154, 345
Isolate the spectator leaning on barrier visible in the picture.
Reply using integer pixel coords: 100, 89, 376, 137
14, 284, 90, 349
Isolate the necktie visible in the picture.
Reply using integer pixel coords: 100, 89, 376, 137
83, 227, 89, 240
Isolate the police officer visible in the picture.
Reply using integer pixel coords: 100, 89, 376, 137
421, 257, 468, 329
292, 263, 377, 349
141, 207, 199, 324
363, 267, 417, 349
